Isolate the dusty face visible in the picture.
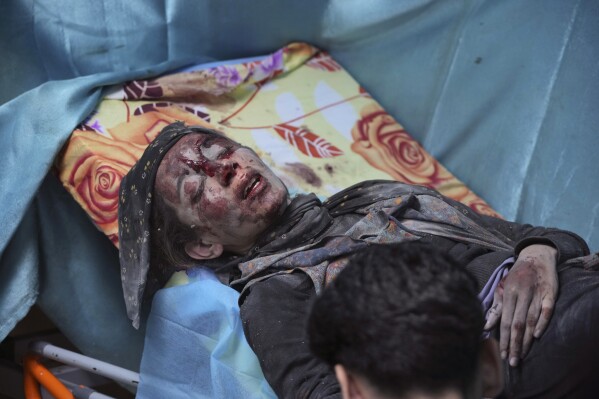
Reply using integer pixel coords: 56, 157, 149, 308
155, 133, 289, 254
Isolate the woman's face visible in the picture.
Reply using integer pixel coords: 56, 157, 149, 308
155, 133, 289, 254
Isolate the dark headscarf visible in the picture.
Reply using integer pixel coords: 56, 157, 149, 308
118, 122, 222, 328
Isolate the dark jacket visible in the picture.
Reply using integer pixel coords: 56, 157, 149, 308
237, 181, 590, 398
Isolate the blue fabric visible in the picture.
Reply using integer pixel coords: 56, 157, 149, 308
137, 269, 275, 398
35, 175, 147, 371
0, 0, 597, 380
0, 60, 205, 345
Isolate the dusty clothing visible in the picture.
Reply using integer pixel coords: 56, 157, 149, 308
243, 263, 599, 399
228, 179, 586, 292
235, 180, 590, 398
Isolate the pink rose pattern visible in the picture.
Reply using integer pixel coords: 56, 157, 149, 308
352, 104, 453, 186
352, 104, 501, 217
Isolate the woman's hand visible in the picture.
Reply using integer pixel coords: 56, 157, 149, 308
484, 244, 558, 367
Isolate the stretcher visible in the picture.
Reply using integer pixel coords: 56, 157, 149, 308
1, 1, 597, 397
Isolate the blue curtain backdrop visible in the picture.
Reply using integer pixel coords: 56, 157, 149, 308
1, 0, 597, 369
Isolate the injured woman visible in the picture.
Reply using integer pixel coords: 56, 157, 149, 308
118, 122, 598, 398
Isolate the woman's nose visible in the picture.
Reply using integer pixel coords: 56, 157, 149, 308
217, 161, 239, 186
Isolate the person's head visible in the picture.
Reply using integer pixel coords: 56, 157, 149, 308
118, 122, 289, 327
308, 243, 503, 399
151, 129, 289, 267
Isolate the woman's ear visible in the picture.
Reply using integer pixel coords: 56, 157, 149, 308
184, 241, 224, 260
480, 338, 504, 398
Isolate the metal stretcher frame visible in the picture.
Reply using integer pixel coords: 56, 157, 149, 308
23, 341, 139, 399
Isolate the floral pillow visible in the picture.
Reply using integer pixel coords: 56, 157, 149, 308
55, 43, 499, 247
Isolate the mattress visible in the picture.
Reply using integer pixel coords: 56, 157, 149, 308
55, 42, 500, 249
52, 43, 503, 397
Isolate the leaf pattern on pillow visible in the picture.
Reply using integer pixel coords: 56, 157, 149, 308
133, 102, 210, 122
306, 52, 342, 72
273, 123, 344, 158
123, 80, 164, 99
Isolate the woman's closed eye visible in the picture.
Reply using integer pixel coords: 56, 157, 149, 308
217, 147, 234, 159
200, 143, 235, 160
197, 136, 238, 160
191, 179, 205, 204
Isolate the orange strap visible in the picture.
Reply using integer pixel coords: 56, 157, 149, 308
23, 354, 74, 399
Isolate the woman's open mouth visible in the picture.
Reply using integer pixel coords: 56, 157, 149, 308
243, 175, 265, 200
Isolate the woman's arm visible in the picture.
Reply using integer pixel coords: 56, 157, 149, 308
478, 215, 590, 367
477, 214, 590, 262
239, 272, 341, 399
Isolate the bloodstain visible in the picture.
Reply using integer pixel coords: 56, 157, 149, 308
178, 139, 234, 177
284, 163, 322, 187
180, 156, 218, 177
324, 164, 334, 176
200, 195, 230, 219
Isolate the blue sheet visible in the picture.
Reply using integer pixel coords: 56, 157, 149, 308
1, 0, 598, 385
138, 268, 275, 398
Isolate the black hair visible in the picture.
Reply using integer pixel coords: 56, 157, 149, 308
148, 189, 199, 288
308, 242, 484, 397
